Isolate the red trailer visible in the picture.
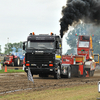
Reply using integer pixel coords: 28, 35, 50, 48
61, 35, 96, 78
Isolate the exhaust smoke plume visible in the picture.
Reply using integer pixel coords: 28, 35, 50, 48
60, 0, 100, 38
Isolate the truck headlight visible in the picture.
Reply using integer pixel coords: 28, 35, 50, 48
49, 61, 53, 63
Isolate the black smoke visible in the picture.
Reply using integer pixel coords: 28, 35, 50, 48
60, 0, 100, 38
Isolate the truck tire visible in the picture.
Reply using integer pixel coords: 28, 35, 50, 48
54, 66, 61, 79
14, 57, 20, 66
92, 70, 94, 76
90, 70, 94, 76
3, 63, 5, 66
3, 57, 6, 66
60, 74, 65, 78
67, 67, 71, 78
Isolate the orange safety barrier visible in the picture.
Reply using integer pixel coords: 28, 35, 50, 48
4, 65, 7, 72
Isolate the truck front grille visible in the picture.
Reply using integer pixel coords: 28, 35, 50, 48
26, 53, 54, 67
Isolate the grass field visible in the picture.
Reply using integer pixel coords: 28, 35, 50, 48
0, 69, 24, 73
0, 84, 100, 100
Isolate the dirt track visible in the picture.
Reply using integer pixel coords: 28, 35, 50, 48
0, 66, 100, 94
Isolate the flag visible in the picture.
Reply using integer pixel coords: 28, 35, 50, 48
27, 67, 34, 83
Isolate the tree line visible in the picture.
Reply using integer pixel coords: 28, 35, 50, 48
1, 42, 23, 54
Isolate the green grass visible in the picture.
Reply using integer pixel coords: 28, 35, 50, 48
0, 84, 99, 100
0, 69, 24, 73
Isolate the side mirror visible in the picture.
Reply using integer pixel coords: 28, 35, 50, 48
57, 44, 59, 49
23, 42, 25, 50
56, 41, 59, 49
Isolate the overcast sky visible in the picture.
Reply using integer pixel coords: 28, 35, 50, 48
0, 0, 70, 54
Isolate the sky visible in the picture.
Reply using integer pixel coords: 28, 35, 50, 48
0, 0, 70, 54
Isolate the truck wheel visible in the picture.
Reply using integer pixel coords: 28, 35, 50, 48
83, 69, 86, 77
61, 75, 65, 78
92, 70, 94, 76
39, 74, 43, 77
14, 57, 20, 66
67, 67, 71, 79
54, 66, 61, 79
3, 63, 4, 66
90, 70, 94, 76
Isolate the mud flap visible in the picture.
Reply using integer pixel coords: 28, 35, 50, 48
71, 65, 79, 77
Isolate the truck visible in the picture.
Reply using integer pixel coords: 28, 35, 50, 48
3, 54, 20, 66
23, 32, 62, 79
23, 33, 97, 79
61, 35, 97, 78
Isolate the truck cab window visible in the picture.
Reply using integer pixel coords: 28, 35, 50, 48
27, 40, 54, 49
78, 41, 89, 48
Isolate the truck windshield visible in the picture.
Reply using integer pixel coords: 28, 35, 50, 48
27, 41, 54, 49
78, 41, 89, 48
